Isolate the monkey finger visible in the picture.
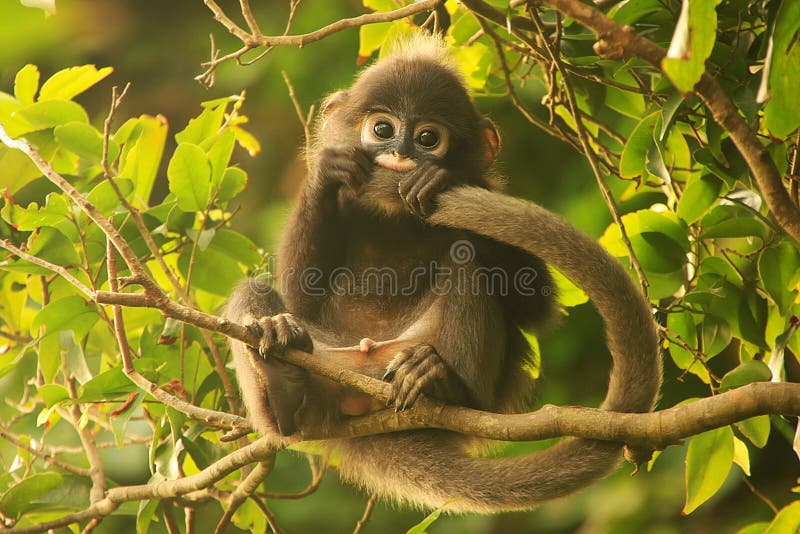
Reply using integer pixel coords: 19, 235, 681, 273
416, 169, 450, 217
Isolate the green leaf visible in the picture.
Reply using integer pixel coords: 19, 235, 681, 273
27, 226, 80, 266
8, 99, 89, 137
167, 143, 211, 212
406, 501, 455, 533
765, 501, 800, 534
175, 103, 226, 145
677, 174, 722, 224
32, 296, 99, 340
737, 523, 769, 534
359, 22, 392, 61
758, 242, 800, 313
38, 65, 113, 101
719, 360, 772, 392
0, 473, 62, 518
552, 267, 588, 308
54, 121, 119, 164
78, 366, 137, 402
14, 64, 40, 105
86, 178, 134, 216
684, 426, 734, 514
760, 1, 800, 137
732, 436, 750, 476
37, 383, 69, 407
735, 415, 771, 448
216, 166, 247, 203
700, 205, 770, 240
662, 0, 722, 92
667, 311, 710, 383
178, 230, 259, 295
137, 499, 159, 534
701, 316, 731, 358
207, 128, 236, 186
117, 115, 168, 207
1, 192, 71, 231
608, 0, 667, 25
620, 112, 658, 178
768, 316, 799, 383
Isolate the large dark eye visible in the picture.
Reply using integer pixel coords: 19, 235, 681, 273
417, 129, 439, 148
373, 121, 394, 140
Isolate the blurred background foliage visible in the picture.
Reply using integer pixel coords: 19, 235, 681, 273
0, 0, 798, 533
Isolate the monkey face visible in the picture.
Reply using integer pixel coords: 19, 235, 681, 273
360, 111, 450, 173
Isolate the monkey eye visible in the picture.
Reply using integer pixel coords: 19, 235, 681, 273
413, 122, 448, 156
417, 129, 439, 148
361, 113, 400, 146
373, 121, 394, 140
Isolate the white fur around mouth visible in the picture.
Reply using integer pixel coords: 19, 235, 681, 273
375, 154, 417, 172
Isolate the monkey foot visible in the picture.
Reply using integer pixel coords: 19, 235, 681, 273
245, 312, 313, 358
383, 343, 455, 411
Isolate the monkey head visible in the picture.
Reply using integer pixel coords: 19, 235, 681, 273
317, 37, 501, 217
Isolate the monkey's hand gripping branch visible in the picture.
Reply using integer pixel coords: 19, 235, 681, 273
1, 124, 799, 454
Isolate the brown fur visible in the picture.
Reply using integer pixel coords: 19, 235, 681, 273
226, 35, 661, 513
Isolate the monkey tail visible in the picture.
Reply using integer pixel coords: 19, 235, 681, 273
338, 187, 662, 513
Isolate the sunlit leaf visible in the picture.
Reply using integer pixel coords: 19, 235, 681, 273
758, 242, 800, 313
720, 360, 772, 392
14, 64, 39, 104
216, 166, 247, 203
735, 416, 771, 448
760, 1, 800, 137
54, 121, 119, 164
620, 112, 658, 178
732, 436, 750, 476
117, 114, 168, 206
167, 142, 211, 212
677, 174, 722, 224
663, 0, 722, 92
175, 102, 226, 145
38, 65, 112, 101
765, 501, 800, 534
32, 295, 98, 340
684, 426, 733, 514
8, 99, 88, 137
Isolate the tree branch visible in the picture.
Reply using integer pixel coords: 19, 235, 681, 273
513, 0, 800, 242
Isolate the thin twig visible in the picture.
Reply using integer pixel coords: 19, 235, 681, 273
527, 8, 650, 296
352, 495, 377, 534
215, 458, 276, 534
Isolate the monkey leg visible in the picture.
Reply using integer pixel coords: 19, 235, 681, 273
226, 281, 314, 436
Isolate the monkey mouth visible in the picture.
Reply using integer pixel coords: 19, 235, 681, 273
375, 154, 417, 173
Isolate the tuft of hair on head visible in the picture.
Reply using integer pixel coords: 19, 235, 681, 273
381, 31, 457, 72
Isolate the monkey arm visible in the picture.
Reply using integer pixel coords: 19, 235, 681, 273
277, 182, 344, 320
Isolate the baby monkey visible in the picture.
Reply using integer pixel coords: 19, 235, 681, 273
226, 35, 660, 513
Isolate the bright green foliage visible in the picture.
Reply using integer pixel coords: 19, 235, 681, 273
662, 0, 722, 92
684, 426, 734, 514
0, 63, 258, 527
0, 0, 798, 531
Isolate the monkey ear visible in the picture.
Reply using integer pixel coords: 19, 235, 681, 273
480, 119, 501, 170
321, 91, 348, 117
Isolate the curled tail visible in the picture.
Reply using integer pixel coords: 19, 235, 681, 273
338, 187, 662, 513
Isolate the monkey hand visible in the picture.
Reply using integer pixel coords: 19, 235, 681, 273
246, 312, 314, 436
398, 161, 454, 218
382, 343, 467, 411
317, 146, 374, 194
